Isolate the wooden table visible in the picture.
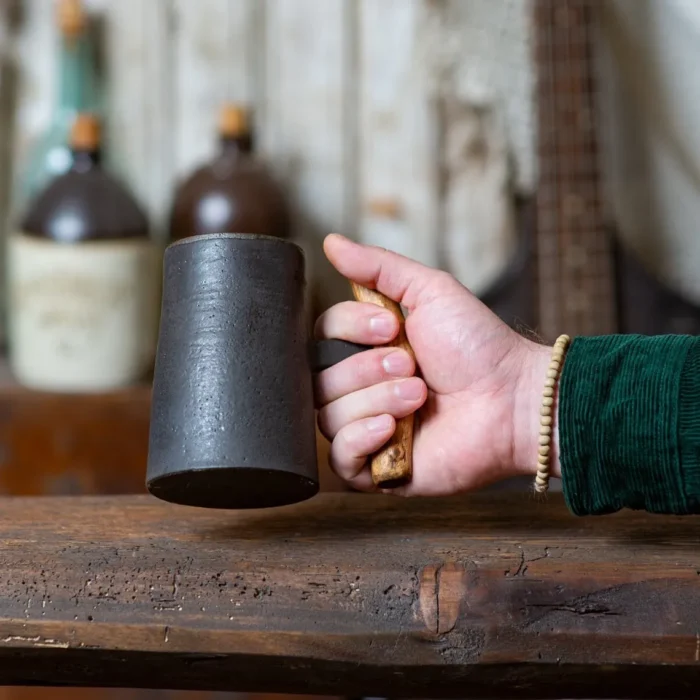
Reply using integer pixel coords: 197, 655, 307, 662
0, 361, 339, 700
0, 492, 697, 698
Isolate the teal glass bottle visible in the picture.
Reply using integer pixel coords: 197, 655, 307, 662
17, 0, 100, 211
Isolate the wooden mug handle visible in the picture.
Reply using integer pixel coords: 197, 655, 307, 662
351, 283, 415, 488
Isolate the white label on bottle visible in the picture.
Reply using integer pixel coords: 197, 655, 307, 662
7, 234, 161, 392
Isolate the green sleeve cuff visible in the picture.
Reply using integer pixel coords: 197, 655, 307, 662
559, 334, 698, 515
679, 339, 700, 510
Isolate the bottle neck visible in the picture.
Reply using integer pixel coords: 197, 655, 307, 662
70, 148, 101, 173
57, 31, 97, 116
220, 135, 253, 158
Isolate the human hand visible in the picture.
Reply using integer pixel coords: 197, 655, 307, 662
314, 234, 558, 496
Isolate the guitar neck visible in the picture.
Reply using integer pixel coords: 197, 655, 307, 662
534, 0, 617, 341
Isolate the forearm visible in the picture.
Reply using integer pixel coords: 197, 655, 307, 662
517, 334, 700, 515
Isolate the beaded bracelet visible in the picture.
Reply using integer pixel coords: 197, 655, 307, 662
535, 334, 571, 494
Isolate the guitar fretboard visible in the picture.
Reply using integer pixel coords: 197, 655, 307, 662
534, 0, 617, 341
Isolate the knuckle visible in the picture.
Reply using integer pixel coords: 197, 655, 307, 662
336, 424, 359, 455
329, 439, 356, 477
436, 269, 456, 285
344, 349, 387, 388
312, 373, 330, 408
329, 455, 354, 482
313, 311, 330, 339
313, 301, 350, 338
327, 451, 344, 478
313, 306, 341, 338
431, 270, 460, 295
359, 349, 388, 381
317, 407, 333, 440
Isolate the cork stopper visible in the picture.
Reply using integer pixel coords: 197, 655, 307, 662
218, 104, 250, 139
58, 0, 87, 38
367, 198, 403, 220
70, 113, 101, 152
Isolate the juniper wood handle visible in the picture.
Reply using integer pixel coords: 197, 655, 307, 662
350, 283, 415, 488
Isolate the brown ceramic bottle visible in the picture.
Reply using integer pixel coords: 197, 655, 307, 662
8, 114, 160, 392
169, 104, 291, 241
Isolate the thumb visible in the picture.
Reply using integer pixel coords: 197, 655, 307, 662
323, 234, 456, 311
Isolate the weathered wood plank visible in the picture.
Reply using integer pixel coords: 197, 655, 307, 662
103, 0, 175, 241
421, 0, 535, 295
172, 0, 257, 180
355, 0, 537, 293
262, 0, 354, 314
0, 493, 699, 697
598, 0, 700, 311
422, 0, 536, 196
356, 0, 439, 268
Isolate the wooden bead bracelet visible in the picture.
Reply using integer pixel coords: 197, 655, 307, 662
535, 334, 571, 494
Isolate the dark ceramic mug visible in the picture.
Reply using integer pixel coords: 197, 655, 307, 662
146, 233, 415, 509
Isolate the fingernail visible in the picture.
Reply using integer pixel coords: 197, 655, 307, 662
394, 378, 424, 401
382, 350, 411, 376
366, 415, 393, 433
369, 313, 395, 339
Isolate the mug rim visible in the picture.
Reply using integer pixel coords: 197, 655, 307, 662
167, 232, 304, 254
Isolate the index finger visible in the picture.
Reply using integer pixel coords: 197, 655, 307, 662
314, 300, 399, 344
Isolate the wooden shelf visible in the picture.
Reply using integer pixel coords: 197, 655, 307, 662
0, 364, 151, 496
0, 358, 339, 496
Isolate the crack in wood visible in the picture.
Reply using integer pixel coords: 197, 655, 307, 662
528, 602, 620, 617
505, 546, 552, 578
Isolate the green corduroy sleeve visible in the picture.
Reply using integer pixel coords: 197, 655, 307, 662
559, 334, 700, 515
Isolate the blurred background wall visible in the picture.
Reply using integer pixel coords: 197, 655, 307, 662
3, 1, 700, 335
1, 0, 537, 328
3, 0, 700, 698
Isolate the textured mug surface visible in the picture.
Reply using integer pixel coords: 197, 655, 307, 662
146, 233, 320, 509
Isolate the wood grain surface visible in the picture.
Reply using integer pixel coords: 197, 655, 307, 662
0, 492, 698, 697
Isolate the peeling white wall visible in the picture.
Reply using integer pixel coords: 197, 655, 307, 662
3, 0, 539, 316
599, 0, 700, 305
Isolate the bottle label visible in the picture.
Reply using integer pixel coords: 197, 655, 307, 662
8, 234, 161, 391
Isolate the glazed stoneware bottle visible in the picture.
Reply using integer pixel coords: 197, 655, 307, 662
8, 114, 160, 392
169, 103, 291, 241
18, 0, 101, 210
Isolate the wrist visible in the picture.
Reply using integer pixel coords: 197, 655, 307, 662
511, 340, 562, 479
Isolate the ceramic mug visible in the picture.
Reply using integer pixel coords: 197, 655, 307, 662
146, 233, 415, 509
